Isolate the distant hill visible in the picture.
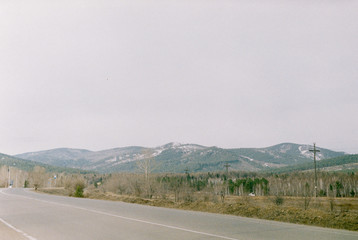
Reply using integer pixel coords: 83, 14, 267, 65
15, 148, 93, 168
0, 153, 91, 174
15, 142, 346, 173
264, 154, 358, 174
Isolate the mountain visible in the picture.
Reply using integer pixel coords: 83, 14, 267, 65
15, 148, 93, 168
15, 143, 346, 173
0, 152, 90, 173
229, 143, 344, 165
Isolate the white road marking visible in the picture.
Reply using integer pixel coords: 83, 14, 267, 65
0, 217, 38, 240
0, 189, 239, 240
2, 189, 358, 239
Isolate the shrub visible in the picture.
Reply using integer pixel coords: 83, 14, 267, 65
350, 190, 355, 197
274, 196, 284, 206
24, 180, 29, 188
319, 189, 326, 197
74, 183, 85, 198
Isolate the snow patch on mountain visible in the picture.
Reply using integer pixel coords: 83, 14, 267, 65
298, 145, 324, 160
279, 144, 292, 153
299, 146, 312, 158
241, 155, 254, 162
106, 157, 117, 163
162, 142, 206, 155
152, 149, 164, 156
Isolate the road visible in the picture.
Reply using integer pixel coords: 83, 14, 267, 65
0, 188, 357, 240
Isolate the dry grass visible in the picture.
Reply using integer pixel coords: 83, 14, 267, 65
38, 187, 71, 196
38, 188, 358, 231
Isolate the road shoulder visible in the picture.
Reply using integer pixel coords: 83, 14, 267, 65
0, 218, 32, 240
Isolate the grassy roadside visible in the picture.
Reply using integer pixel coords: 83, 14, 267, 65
38, 188, 358, 231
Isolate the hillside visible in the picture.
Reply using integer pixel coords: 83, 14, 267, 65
0, 153, 91, 174
265, 154, 358, 174
16, 148, 93, 168
15, 143, 346, 173
230, 143, 344, 165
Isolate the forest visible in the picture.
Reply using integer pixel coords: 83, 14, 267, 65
1, 165, 357, 199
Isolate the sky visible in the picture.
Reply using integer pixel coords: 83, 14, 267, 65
1, 0, 357, 155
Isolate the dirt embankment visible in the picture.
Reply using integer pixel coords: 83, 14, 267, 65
38, 188, 358, 231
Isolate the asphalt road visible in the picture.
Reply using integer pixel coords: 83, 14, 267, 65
0, 188, 357, 240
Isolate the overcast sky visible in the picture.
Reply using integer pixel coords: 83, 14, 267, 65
1, 0, 357, 155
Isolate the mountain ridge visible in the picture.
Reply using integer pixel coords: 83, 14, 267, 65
15, 142, 346, 173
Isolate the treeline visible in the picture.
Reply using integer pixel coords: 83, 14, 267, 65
1, 164, 357, 201
0, 165, 87, 197
86, 171, 357, 201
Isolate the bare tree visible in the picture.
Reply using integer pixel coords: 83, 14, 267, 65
0, 166, 9, 187
29, 166, 47, 190
136, 150, 158, 198
137, 150, 157, 181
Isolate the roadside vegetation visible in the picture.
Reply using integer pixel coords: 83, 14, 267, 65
1, 164, 357, 231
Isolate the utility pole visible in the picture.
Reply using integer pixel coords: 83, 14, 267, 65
7, 167, 10, 188
13, 163, 16, 188
8, 167, 11, 188
224, 163, 230, 175
309, 143, 320, 198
